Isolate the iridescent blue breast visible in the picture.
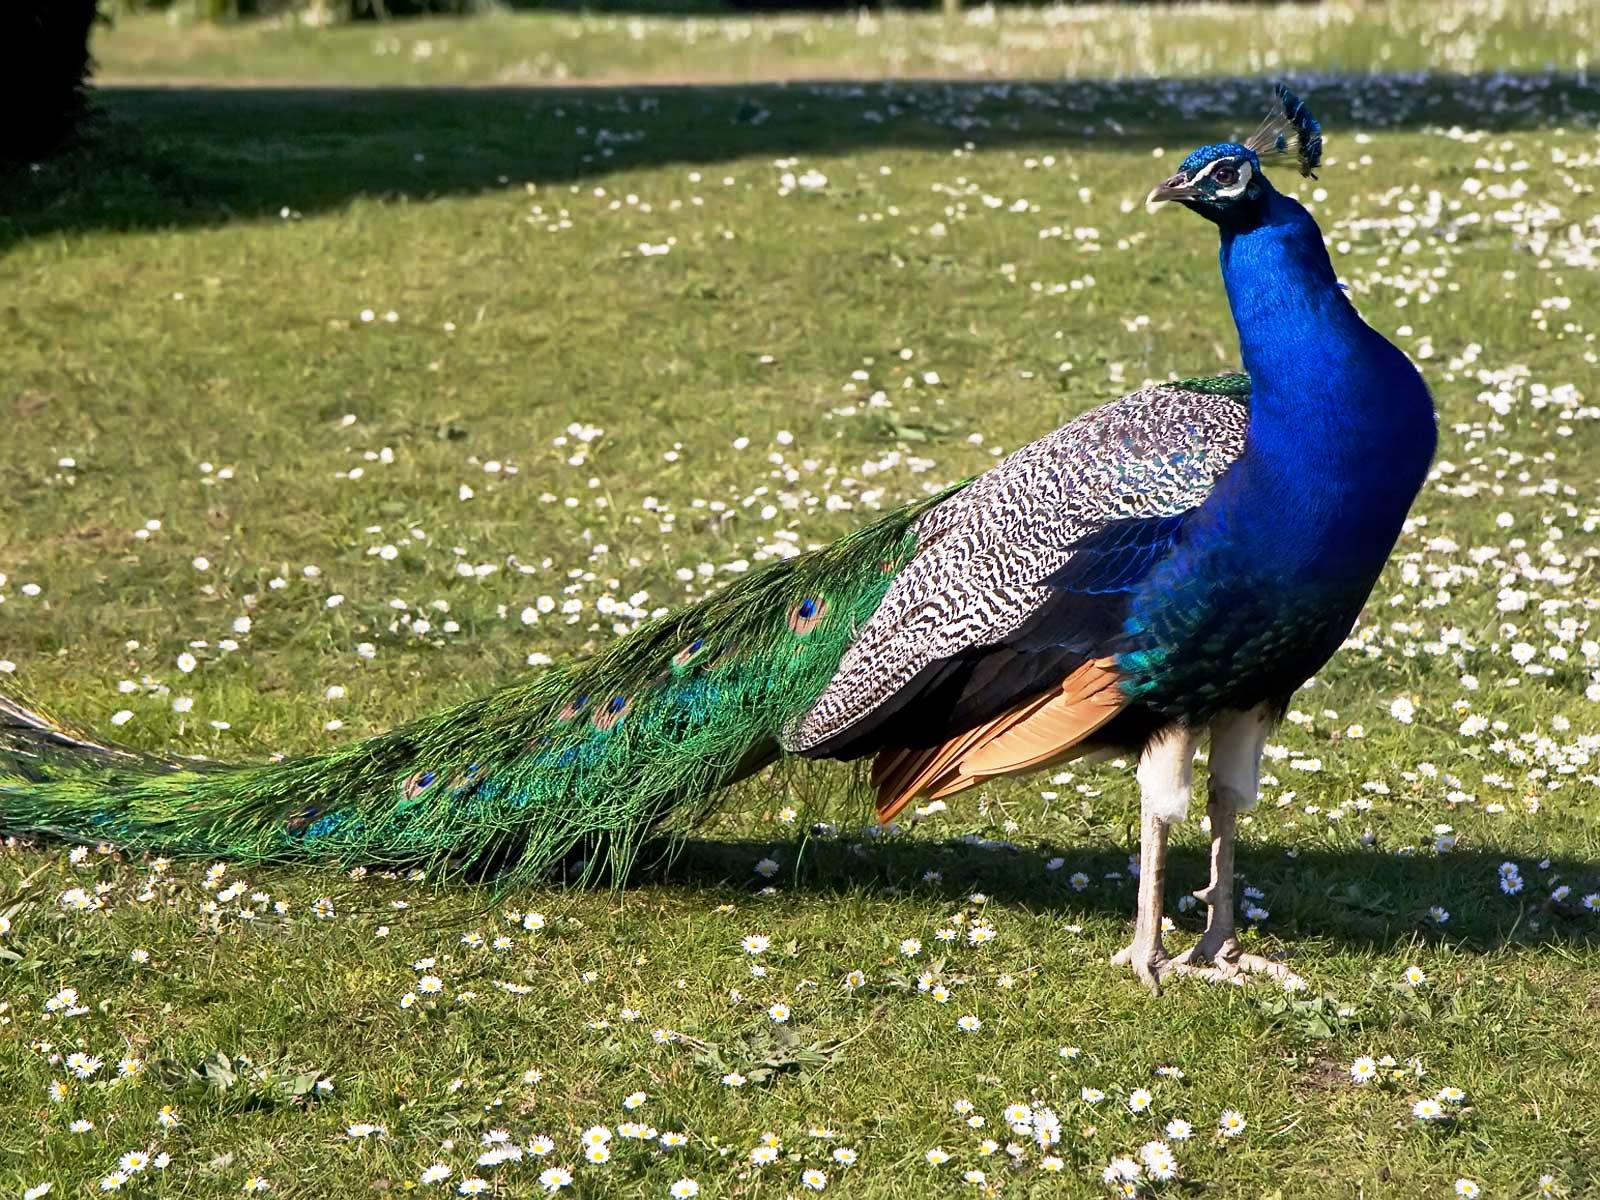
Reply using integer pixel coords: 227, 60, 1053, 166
1116, 553, 1374, 721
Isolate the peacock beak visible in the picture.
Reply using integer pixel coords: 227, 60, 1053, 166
1145, 172, 1199, 213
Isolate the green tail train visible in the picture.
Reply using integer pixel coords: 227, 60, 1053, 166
1, 490, 956, 886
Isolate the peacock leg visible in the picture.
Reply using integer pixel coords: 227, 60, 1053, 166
1170, 706, 1304, 989
1110, 805, 1173, 993
1111, 726, 1197, 994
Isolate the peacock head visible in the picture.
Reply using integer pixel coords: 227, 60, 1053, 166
1146, 83, 1322, 227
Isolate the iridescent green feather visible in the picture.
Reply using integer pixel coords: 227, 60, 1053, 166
1171, 371, 1250, 398
0, 487, 961, 887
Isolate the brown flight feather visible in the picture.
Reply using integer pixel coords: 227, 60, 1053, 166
871, 658, 1126, 823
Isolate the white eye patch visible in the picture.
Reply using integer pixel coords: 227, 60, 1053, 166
1190, 157, 1254, 199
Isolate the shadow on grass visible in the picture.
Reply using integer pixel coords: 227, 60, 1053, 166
635, 835, 1600, 953
3, 70, 1598, 251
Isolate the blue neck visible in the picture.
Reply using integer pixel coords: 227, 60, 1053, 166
1213, 187, 1436, 574
1221, 188, 1411, 415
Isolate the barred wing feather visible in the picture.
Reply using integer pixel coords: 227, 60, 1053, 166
783, 382, 1250, 784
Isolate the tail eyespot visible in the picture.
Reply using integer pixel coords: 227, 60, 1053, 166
285, 806, 321, 833
788, 596, 828, 636
447, 762, 485, 792
402, 770, 436, 799
592, 694, 631, 731
556, 694, 590, 721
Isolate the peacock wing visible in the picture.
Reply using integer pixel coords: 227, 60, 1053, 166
782, 380, 1250, 775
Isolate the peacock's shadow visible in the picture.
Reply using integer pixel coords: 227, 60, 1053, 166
625, 835, 1600, 953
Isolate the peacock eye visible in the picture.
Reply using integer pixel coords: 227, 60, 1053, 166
1211, 163, 1239, 186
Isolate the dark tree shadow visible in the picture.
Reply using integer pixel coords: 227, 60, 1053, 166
3, 71, 1597, 251
632, 835, 1600, 954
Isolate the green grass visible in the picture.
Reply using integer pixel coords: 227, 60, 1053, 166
94, 1, 1600, 86
4, 5, 1600, 1198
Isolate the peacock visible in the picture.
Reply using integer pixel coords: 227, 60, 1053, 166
1, 85, 1434, 992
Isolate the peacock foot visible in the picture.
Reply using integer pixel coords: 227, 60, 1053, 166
1110, 938, 1173, 995
1169, 937, 1305, 991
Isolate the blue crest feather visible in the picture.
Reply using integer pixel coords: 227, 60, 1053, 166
1247, 83, 1322, 179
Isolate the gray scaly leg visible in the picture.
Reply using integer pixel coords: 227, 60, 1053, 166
1111, 726, 1197, 993
1170, 705, 1304, 990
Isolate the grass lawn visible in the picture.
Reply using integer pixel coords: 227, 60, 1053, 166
4, 5, 1600, 1198
93, 1, 1600, 86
